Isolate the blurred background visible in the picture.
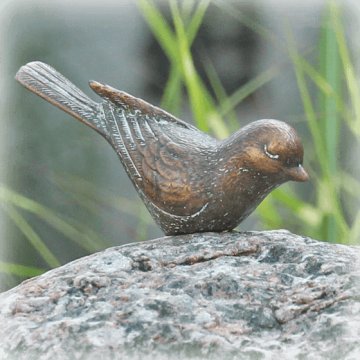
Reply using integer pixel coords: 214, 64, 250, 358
1, 0, 359, 291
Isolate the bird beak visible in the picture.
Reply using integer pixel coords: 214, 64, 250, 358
286, 164, 309, 182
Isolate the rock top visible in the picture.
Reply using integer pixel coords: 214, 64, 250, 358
0, 230, 359, 359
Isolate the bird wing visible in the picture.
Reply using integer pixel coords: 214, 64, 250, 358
89, 81, 216, 217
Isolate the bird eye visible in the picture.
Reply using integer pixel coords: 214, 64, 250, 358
285, 158, 302, 167
264, 144, 279, 160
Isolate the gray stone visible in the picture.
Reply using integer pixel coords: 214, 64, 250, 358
0, 230, 359, 360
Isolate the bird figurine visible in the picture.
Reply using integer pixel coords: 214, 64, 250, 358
15, 61, 308, 235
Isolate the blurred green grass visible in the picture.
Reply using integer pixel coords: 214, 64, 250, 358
1, 0, 359, 287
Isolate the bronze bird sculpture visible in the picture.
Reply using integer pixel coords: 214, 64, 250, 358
15, 61, 308, 235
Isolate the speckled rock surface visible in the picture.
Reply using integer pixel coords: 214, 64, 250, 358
0, 230, 359, 360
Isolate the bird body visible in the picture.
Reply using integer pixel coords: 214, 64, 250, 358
15, 62, 308, 235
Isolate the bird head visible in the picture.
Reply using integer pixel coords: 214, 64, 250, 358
224, 119, 309, 183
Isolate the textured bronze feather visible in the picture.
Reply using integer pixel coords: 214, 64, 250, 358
15, 62, 308, 235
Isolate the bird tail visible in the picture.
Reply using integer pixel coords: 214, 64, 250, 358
15, 61, 107, 136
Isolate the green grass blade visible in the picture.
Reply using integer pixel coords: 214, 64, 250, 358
205, 111, 230, 139
0, 261, 44, 277
300, 57, 334, 95
138, 0, 208, 63
298, 56, 355, 132
52, 173, 155, 239
219, 66, 279, 119
160, 64, 183, 114
179, 0, 195, 21
317, 178, 349, 243
170, 0, 210, 131
349, 211, 360, 245
319, 6, 341, 173
204, 60, 238, 131
174, 0, 211, 117
168, 0, 229, 138
271, 187, 322, 228
287, 31, 328, 177
318, 3, 341, 241
135, 206, 152, 241
186, 0, 210, 44
256, 196, 283, 229
52, 173, 147, 218
2, 204, 60, 268
340, 172, 360, 199
330, 0, 360, 135
0, 185, 102, 252
137, 0, 177, 61
139, 0, 213, 131
213, 0, 279, 47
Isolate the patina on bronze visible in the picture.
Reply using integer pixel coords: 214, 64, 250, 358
15, 62, 308, 235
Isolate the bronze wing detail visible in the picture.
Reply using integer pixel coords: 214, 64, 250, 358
89, 81, 217, 217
